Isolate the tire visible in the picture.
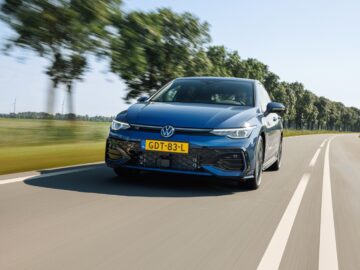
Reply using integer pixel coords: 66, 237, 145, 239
247, 136, 264, 190
113, 167, 139, 177
269, 136, 282, 171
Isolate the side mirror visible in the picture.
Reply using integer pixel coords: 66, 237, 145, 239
265, 102, 286, 116
137, 96, 149, 103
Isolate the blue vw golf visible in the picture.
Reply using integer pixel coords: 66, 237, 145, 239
106, 77, 285, 189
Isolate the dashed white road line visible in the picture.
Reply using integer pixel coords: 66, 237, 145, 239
320, 138, 328, 148
257, 138, 326, 270
257, 173, 311, 270
309, 148, 321, 167
0, 167, 94, 185
319, 137, 338, 270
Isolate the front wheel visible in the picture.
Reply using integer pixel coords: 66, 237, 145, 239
269, 136, 282, 171
247, 136, 264, 190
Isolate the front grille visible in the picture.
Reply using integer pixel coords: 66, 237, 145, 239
107, 138, 245, 172
130, 124, 212, 136
139, 151, 199, 171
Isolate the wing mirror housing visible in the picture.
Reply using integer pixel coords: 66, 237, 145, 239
265, 102, 286, 116
137, 96, 149, 103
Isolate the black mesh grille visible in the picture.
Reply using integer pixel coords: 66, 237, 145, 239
107, 138, 245, 171
107, 138, 141, 162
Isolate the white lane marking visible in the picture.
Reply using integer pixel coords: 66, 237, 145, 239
257, 137, 328, 270
0, 167, 94, 185
309, 148, 321, 167
257, 173, 311, 270
0, 175, 37, 185
319, 137, 338, 270
320, 138, 328, 148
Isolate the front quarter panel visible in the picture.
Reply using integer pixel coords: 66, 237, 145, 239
242, 115, 263, 174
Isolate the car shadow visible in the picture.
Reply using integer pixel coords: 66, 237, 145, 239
24, 165, 250, 198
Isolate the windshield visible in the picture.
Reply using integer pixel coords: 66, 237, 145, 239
151, 79, 254, 106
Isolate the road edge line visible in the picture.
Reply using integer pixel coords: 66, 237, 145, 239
319, 137, 339, 270
0, 165, 102, 185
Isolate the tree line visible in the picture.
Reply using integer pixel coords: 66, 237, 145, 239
0, 112, 113, 122
1, 1, 359, 131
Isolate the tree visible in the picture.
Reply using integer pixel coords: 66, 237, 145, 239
341, 107, 355, 131
263, 72, 280, 98
289, 82, 306, 129
327, 102, 339, 130
47, 53, 87, 118
186, 49, 213, 77
272, 82, 290, 127
283, 83, 298, 128
303, 91, 318, 130
0, 0, 121, 116
205, 46, 234, 77
239, 58, 269, 83
314, 97, 330, 130
110, 8, 210, 100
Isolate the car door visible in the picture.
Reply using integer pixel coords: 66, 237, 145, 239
257, 83, 279, 162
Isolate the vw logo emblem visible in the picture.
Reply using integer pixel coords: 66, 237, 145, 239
160, 125, 175, 138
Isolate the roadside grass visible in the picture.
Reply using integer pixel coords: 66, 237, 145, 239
283, 129, 345, 137
0, 118, 109, 175
0, 118, 354, 175
0, 118, 109, 147
0, 142, 105, 175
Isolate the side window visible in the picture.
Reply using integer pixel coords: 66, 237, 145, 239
257, 84, 271, 112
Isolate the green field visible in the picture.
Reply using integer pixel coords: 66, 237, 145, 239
0, 118, 353, 175
0, 118, 110, 175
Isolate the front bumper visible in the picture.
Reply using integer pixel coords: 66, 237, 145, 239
105, 131, 255, 178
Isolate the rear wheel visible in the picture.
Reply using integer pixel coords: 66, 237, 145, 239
269, 136, 282, 171
247, 136, 264, 190
113, 167, 139, 178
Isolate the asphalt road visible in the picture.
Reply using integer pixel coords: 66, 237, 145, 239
0, 134, 359, 270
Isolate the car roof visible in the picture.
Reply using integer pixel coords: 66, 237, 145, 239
175, 76, 258, 84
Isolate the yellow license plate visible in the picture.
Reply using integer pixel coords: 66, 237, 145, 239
145, 140, 189, 154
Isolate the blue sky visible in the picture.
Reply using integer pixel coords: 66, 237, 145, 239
1, 0, 359, 116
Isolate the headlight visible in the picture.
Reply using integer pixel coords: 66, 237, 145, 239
210, 126, 255, 139
111, 120, 130, 131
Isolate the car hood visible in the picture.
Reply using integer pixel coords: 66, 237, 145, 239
124, 102, 257, 129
